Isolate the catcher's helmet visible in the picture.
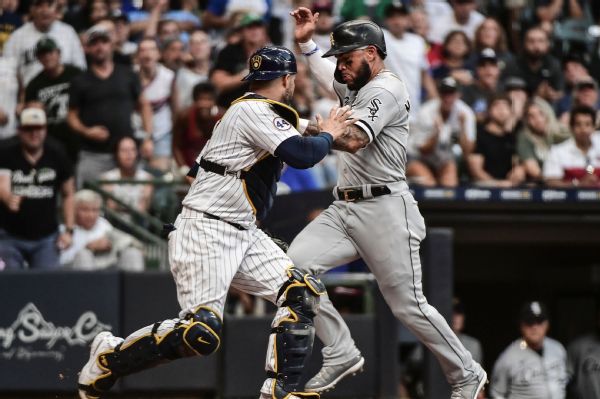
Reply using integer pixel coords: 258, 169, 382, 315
322, 20, 387, 58
242, 46, 297, 81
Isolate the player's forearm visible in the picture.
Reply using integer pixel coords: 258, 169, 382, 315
275, 133, 333, 169
332, 124, 369, 154
298, 40, 337, 95
61, 178, 76, 230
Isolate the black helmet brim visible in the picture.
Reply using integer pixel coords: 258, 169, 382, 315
242, 71, 297, 81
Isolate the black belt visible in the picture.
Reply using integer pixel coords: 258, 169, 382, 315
200, 158, 246, 178
203, 212, 246, 231
337, 185, 391, 202
161, 212, 246, 237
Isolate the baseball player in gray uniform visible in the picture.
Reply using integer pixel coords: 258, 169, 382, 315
567, 306, 600, 399
288, 8, 487, 398
491, 301, 567, 399
77, 46, 356, 399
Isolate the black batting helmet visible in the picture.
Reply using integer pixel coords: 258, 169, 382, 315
322, 20, 387, 58
242, 46, 297, 81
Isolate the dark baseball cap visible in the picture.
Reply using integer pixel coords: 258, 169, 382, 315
520, 301, 548, 324
477, 48, 498, 65
384, 2, 410, 17
110, 9, 129, 22
31, 0, 55, 6
35, 37, 59, 55
504, 76, 527, 91
574, 77, 598, 91
439, 76, 459, 93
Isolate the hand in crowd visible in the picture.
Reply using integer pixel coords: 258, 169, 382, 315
0, 108, 9, 127
86, 237, 112, 253
450, 69, 474, 86
4, 194, 22, 213
579, 173, 599, 187
85, 126, 110, 142
291, 7, 318, 43
56, 231, 73, 250
140, 138, 154, 161
316, 106, 355, 141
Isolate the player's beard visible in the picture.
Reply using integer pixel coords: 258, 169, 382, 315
345, 60, 372, 91
283, 86, 294, 105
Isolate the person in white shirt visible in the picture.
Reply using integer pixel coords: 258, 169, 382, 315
382, 3, 437, 115
407, 77, 476, 186
60, 189, 144, 271
136, 37, 174, 171
173, 29, 210, 112
0, 56, 18, 140
544, 106, 600, 188
3, 0, 86, 86
427, 0, 485, 45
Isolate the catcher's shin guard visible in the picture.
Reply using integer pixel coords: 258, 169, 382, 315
95, 307, 222, 390
264, 267, 326, 398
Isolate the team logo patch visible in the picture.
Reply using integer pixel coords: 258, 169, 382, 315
367, 98, 382, 121
251, 55, 262, 70
330, 32, 335, 47
273, 117, 291, 130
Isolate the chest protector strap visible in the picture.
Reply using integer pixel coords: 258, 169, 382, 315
230, 93, 300, 221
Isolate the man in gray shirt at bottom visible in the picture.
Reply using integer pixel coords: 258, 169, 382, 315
491, 301, 567, 399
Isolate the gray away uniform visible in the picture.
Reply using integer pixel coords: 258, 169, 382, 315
491, 338, 567, 399
289, 43, 483, 386
567, 333, 600, 399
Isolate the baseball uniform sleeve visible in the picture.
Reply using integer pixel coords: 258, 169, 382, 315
351, 86, 405, 143
240, 102, 301, 155
298, 40, 339, 99
490, 352, 510, 399
543, 146, 564, 180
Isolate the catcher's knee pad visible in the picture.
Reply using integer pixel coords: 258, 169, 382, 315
266, 267, 326, 397
100, 307, 222, 379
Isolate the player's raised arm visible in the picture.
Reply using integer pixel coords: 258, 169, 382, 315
290, 7, 337, 94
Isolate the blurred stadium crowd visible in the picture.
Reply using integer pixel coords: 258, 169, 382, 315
0, 0, 599, 263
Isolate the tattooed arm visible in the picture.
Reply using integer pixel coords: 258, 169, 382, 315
333, 124, 370, 154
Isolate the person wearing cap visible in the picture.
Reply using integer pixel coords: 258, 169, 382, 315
291, 8, 486, 398
468, 95, 526, 187
502, 26, 563, 104
24, 37, 82, 164
543, 106, 600, 188
408, 76, 476, 187
0, 106, 75, 270
3, 0, 85, 86
67, 23, 153, 187
491, 300, 567, 399
111, 10, 137, 63
383, 2, 437, 116
462, 48, 502, 122
558, 78, 600, 127
76, 45, 354, 399
210, 12, 268, 107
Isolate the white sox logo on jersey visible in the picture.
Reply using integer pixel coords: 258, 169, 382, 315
367, 98, 381, 121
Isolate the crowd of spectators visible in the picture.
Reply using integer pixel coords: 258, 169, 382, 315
0, 0, 600, 270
